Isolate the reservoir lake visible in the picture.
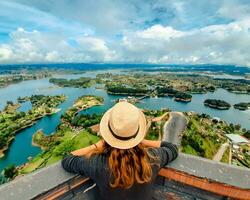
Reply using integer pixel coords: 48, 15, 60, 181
0, 71, 250, 171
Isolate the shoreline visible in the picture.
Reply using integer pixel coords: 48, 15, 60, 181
204, 103, 230, 110
174, 97, 192, 102
0, 105, 65, 157
31, 130, 47, 151
107, 91, 148, 96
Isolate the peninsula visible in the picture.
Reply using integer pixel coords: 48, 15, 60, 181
0, 95, 66, 158
20, 95, 103, 174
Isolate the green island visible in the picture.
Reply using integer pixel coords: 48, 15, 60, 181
49, 77, 95, 88
95, 73, 250, 95
204, 99, 231, 110
19, 95, 103, 174
0, 69, 88, 89
156, 87, 192, 102
0, 73, 51, 88
233, 102, 250, 110
46, 73, 250, 104
0, 95, 66, 157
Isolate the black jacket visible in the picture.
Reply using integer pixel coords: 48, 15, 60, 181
61, 141, 178, 200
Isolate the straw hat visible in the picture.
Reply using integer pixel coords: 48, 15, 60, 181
100, 102, 147, 149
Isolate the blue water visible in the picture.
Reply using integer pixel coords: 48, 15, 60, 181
0, 72, 249, 171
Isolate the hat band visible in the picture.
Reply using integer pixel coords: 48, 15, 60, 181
108, 122, 139, 141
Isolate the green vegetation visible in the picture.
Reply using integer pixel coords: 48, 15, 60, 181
221, 146, 230, 163
0, 174, 7, 184
144, 110, 169, 141
71, 114, 102, 127
233, 102, 250, 110
215, 79, 250, 94
0, 73, 51, 88
20, 96, 103, 174
22, 129, 100, 174
61, 95, 103, 123
49, 77, 95, 88
143, 109, 170, 117
3, 165, 17, 179
156, 87, 178, 96
181, 113, 226, 159
107, 85, 150, 96
204, 99, 231, 110
145, 121, 160, 140
174, 92, 192, 102
0, 95, 66, 157
243, 130, 250, 139
97, 73, 250, 96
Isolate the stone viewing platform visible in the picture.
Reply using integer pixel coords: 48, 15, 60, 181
0, 153, 249, 200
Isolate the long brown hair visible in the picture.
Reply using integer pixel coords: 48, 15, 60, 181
87, 141, 153, 189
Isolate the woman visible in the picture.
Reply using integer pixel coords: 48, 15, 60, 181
62, 102, 178, 200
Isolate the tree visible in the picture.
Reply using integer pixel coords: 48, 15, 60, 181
235, 124, 241, 131
0, 174, 6, 185
6, 101, 14, 106
244, 130, 250, 139
4, 165, 17, 179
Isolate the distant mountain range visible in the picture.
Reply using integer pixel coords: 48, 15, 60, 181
0, 63, 250, 75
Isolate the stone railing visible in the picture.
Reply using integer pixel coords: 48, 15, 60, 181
0, 153, 249, 200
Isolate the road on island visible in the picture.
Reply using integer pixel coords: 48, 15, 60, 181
213, 143, 229, 162
162, 112, 187, 145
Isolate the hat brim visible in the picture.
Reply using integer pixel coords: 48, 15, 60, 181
100, 108, 147, 149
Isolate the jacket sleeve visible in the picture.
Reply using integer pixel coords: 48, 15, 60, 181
157, 141, 178, 167
61, 154, 97, 178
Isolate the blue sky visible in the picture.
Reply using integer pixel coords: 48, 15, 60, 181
0, 0, 250, 66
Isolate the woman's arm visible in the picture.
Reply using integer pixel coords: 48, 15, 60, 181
141, 139, 161, 148
142, 139, 179, 167
71, 139, 104, 156
61, 140, 104, 176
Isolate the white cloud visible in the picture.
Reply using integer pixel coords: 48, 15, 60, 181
138, 25, 184, 40
0, 46, 13, 61
1, 0, 250, 66
0, 28, 116, 63
120, 19, 250, 66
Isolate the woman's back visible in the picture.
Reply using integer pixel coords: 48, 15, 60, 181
62, 141, 178, 200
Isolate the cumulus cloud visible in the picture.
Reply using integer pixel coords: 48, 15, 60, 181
0, 28, 115, 63
0, 0, 250, 66
120, 20, 250, 66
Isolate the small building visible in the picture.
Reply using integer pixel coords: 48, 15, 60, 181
225, 134, 249, 145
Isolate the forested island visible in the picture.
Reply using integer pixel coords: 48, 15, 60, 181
204, 99, 231, 110
0, 95, 66, 157
0, 73, 51, 88
96, 73, 250, 95
106, 85, 151, 96
49, 77, 95, 88
156, 87, 192, 102
233, 102, 250, 110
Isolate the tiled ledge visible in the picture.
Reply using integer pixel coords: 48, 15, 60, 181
0, 153, 249, 200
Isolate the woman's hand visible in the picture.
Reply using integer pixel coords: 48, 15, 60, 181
141, 139, 161, 148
